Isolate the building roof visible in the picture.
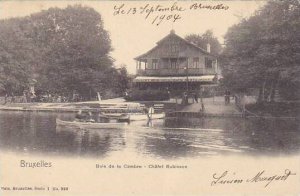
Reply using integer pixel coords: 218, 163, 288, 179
135, 30, 215, 60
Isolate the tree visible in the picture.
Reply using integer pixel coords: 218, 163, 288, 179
0, 18, 34, 96
0, 5, 127, 100
221, 0, 300, 101
115, 65, 130, 95
185, 30, 222, 56
27, 5, 114, 99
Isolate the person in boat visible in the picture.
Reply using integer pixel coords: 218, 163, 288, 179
75, 110, 86, 122
86, 111, 95, 123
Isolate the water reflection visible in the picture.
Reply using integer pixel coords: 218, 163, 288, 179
135, 121, 244, 159
163, 118, 300, 156
56, 126, 126, 158
0, 111, 299, 159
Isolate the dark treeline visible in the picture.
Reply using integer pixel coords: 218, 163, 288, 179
0, 5, 129, 100
185, 30, 222, 56
221, 0, 300, 101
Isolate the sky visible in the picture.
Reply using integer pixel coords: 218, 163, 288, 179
0, 1, 266, 74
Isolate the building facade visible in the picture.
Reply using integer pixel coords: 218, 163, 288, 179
133, 30, 219, 95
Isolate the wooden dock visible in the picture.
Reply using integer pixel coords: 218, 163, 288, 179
168, 96, 244, 118
0, 101, 165, 114
0, 97, 243, 118
166, 111, 244, 118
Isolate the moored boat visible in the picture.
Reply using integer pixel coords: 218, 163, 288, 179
99, 113, 130, 122
129, 113, 165, 121
101, 112, 165, 121
56, 119, 128, 129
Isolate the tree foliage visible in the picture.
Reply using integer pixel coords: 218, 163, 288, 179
185, 30, 222, 56
115, 65, 130, 94
0, 18, 34, 95
221, 0, 300, 101
0, 5, 129, 99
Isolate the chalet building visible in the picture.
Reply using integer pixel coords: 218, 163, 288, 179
133, 30, 219, 95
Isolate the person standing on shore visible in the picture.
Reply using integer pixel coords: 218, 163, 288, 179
182, 92, 188, 105
147, 106, 155, 120
194, 91, 199, 103
224, 90, 231, 105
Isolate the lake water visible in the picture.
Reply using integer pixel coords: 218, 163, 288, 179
0, 111, 299, 159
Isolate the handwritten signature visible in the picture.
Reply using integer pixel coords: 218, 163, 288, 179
113, 2, 229, 26
211, 169, 296, 188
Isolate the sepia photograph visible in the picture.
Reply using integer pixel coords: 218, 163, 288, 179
0, 0, 299, 195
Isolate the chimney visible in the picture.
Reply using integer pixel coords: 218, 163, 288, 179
206, 43, 211, 53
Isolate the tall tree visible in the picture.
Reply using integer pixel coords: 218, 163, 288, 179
27, 5, 114, 99
0, 5, 126, 100
221, 0, 300, 101
0, 18, 34, 95
185, 30, 222, 55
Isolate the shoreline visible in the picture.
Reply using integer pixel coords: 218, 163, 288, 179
0, 103, 298, 120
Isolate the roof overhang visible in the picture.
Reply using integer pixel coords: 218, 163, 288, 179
134, 32, 216, 60
133, 75, 217, 83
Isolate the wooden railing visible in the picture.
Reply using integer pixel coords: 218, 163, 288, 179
136, 68, 217, 76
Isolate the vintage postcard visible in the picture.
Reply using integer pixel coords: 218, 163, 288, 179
0, 0, 299, 195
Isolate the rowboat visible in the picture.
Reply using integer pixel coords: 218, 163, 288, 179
129, 113, 165, 121
99, 113, 130, 122
56, 119, 128, 129
100, 112, 165, 121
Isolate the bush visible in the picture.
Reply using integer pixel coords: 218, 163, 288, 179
125, 89, 169, 101
246, 102, 300, 117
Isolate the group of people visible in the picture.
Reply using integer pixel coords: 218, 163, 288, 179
75, 105, 156, 123
75, 110, 97, 123
181, 91, 201, 105
180, 89, 233, 107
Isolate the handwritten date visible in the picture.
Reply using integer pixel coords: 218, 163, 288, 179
113, 3, 183, 26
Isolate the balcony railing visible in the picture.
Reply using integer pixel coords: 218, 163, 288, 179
136, 68, 216, 76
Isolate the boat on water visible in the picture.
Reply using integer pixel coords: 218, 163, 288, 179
95, 98, 165, 121
100, 111, 165, 121
99, 113, 130, 122
56, 118, 128, 129
129, 113, 165, 121
87, 112, 165, 122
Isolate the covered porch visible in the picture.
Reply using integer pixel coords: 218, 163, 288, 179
133, 75, 218, 95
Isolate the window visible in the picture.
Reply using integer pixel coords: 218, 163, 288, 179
188, 58, 199, 69
205, 57, 213, 69
193, 58, 199, 68
152, 59, 158, 69
170, 59, 177, 69
144, 60, 151, 69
